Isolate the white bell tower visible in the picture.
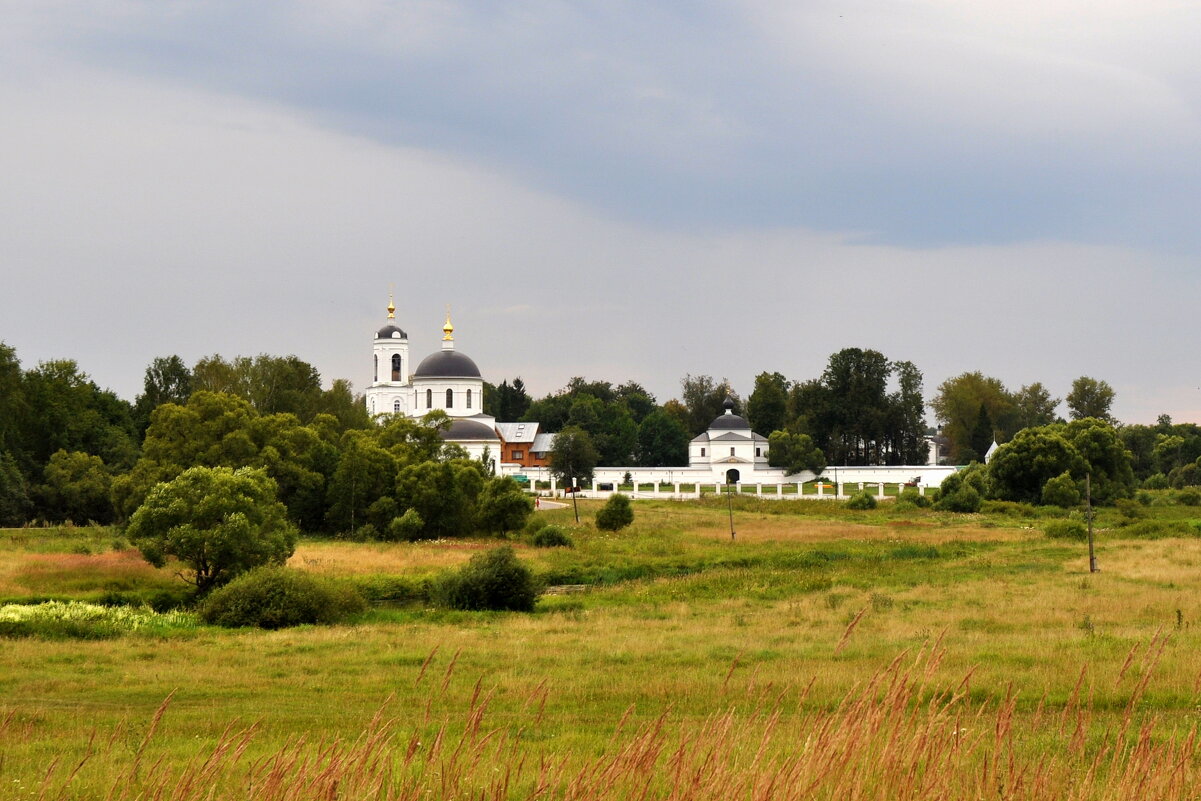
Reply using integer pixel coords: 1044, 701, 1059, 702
366, 294, 411, 417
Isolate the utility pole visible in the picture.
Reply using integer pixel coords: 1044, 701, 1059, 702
1086, 472, 1099, 573
727, 478, 736, 541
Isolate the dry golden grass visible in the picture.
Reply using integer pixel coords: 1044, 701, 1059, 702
21, 643, 1201, 800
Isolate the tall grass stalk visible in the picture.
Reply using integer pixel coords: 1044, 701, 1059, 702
35, 645, 1201, 800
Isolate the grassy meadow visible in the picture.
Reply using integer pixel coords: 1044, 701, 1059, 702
3, 496, 1201, 798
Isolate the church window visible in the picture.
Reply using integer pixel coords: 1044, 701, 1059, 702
426, 389, 432, 409
374, 354, 378, 382
730, 447, 736, 457
466, 389, 472, 409
391, 354, 401, 381
700, 447, 706, 457
446, 389, 454, 408
755, 448, 761, 457
394, 400, 401, 413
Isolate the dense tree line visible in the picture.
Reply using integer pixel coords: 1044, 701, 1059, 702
742, 349, 929, 467
0, 343, 533, 537
931, 374, 1116, 464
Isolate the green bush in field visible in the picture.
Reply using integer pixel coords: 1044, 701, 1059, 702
596, 493, 634, 531
1044, 520, 1087, 541
524, 516, 547, 535
199, 567, 367, 629
898, 487, 931, 508
980, 500, 1036, 517
1114, 498, 1145, 520
846, 491, 877, 510
1176, 489, 1201, 507
430, 546, 540, 612
1041, 472, 1081, 509
1143, 473, 1169, 490
531, 525, 573, 548
387, 509, 424, 541
937, 483, 982, 513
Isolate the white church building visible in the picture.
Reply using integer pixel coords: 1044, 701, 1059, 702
364, 299, 956, 491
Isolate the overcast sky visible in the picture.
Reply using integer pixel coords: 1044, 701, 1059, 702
2, 0, 1199, 424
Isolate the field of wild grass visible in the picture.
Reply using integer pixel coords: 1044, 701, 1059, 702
3, 496, 1201, 798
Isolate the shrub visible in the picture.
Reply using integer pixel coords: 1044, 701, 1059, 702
199, 567, 367, 629
980, 500, 1036, 517
1044, 520, 1087, 541
1136, 491, 1154, 506
351, 523, 378, 542
846, 491, 877, 510
596, 493, 634, 531
531, 525, 573, 548
524, 516, 548, 535
430, 546, 540, 612
1143, 473, 1169, 490
387, 509, 424, 541
1175, 489, 1201, 507
1041, 472, 1080, 508
1114, 498, 1145, 520
936, 484, 982, 513
898, 487, 931, 508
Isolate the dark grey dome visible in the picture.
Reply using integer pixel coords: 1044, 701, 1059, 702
441, 418, 500, 441
710, 413, 751, 431
376, 325, 407, 339
414, 350, 481, 378
710, 398, 749, 430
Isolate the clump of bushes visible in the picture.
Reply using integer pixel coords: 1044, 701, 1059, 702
430, 546, 541, 612
934, 465, 986, 513
1044, 520, 1087, 541
896, 487, 931, 508
1143, 473, 1169, 490
1041, 472, 1080, 508
199, 567, 367, 629
531, 525, 573, 548
596, 493, 634, 531
979, 500, 1036, 517
1176, 489, 1201, 507
846, 491, 877, 510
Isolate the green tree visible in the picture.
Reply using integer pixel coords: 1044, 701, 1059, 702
987, 427, 1084, 504
931, 372, 1016, 463
1041, 471, 1081, 508
325, 430, 397, 534
1012, 382, 1060, 429
21, 359, 137, 472
596, 493, 634, 531
488, 378, 532, 421
548, 426, 598, 523
477, 476, 533, 535
127, 466, 296, 593
767, 431, 826, 476
968, 405, 995, 463
0, 343, 28, 460
0, 450, 31, 526
1066, 377, 1116, 423
615, 381, 656, 424
636, 410, 690, 466
1061, 418, 1135, 504
886, 360, 929, 465
38, 450, 113, 524
680, 374, 740, 436
746, 372, 789, 436
315, 378, 372, 432
395, 459, 487, 539
133, 355, 193, 436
